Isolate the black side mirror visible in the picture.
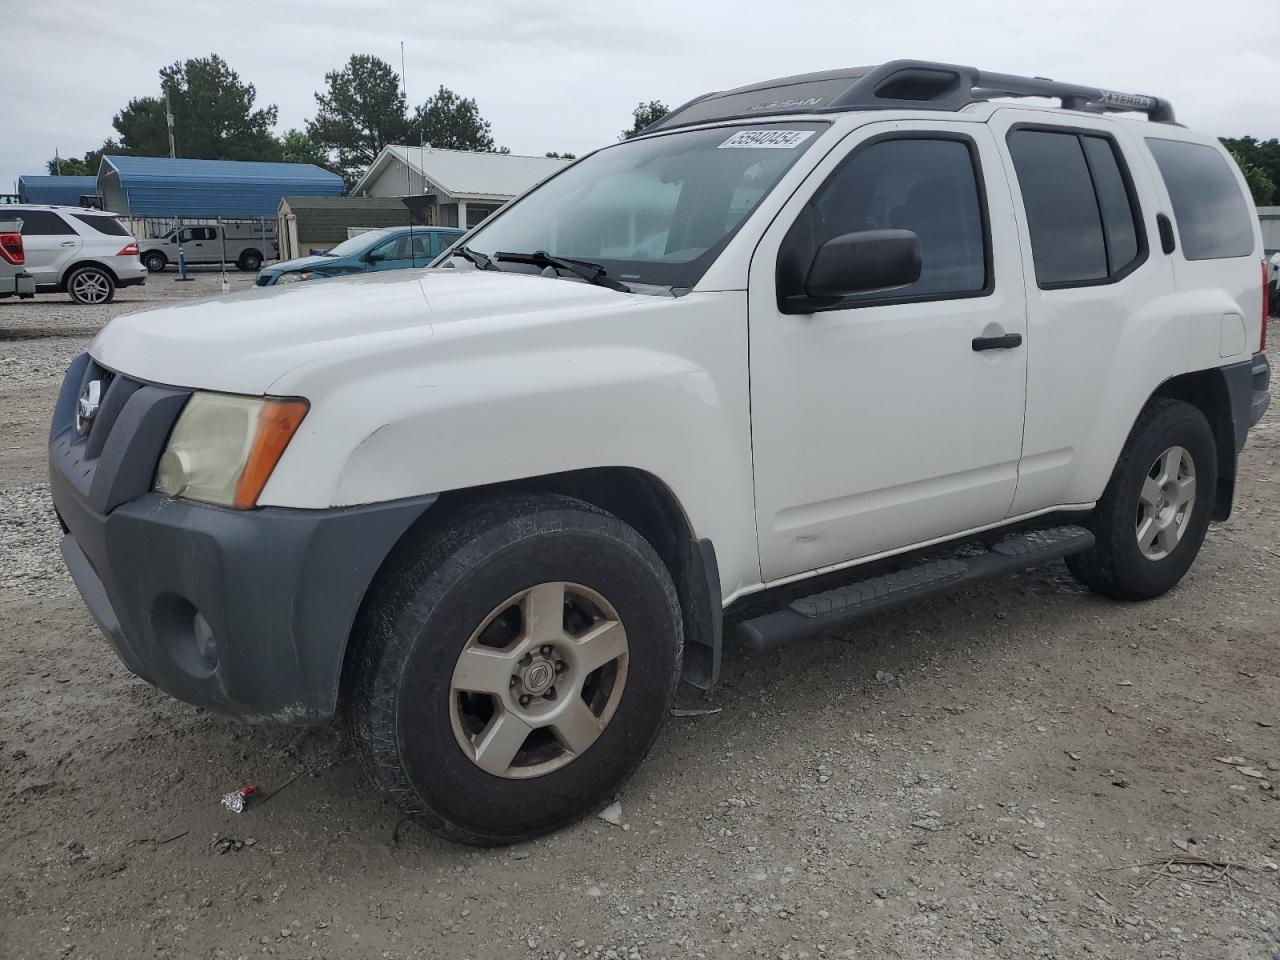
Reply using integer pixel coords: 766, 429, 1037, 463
363, 251, 386, 264
806, 229, 922, 300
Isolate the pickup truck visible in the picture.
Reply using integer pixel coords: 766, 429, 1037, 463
139, 222, 275, 273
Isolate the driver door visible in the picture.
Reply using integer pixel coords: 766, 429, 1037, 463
748, 122, 1028, 581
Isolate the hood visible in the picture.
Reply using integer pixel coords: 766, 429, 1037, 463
90, 267, 636, 395
263, 253, 341, 274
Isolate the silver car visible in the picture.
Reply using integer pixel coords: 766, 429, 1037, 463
6, 205, 147, 304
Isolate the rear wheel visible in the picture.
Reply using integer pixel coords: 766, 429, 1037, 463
1066, 398, 1216, 600
346, 494, 682, 845
237, 249, 263, 272
65, 266, 115, 305
142, 251, 167, 273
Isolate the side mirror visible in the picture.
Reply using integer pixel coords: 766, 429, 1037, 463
363, 251, 386, 264
795, 229, 922, 308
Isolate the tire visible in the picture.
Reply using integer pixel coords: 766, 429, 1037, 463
142, 252, 167, 273
1066, 398, 1216, 600
65, 265, 115, 305
237, 250, 263, 272
346, 493, 683, 845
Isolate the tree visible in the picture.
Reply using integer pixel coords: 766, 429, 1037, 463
410, 86, 497, 152
46, 156, 92, 176
1220, 136, 1280, 205
279, 129, 332, 169
1230, 152, 1277, 206
45, 139, 127, 177
545, 151, 576, 159
620, 100, 669, 140
112, 54, 281, 161
308, 54, 410, 185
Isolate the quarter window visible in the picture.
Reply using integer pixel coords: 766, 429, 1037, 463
15, 210, 76, 236
779, 136, 989, 305
71, 214, 130, 236
1145, 138, 1255, 261
1007, 129, 1145, 287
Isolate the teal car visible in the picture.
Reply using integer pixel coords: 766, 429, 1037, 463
255, 226, 466, 286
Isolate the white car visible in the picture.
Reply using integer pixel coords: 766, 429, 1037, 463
8, 205, 146, 304
49, 60, 1271, 845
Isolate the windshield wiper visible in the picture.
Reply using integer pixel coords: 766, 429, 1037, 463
495, 250, 630, 293
450, 245, 499, 271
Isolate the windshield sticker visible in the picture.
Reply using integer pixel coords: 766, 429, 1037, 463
718, 129, 816, 149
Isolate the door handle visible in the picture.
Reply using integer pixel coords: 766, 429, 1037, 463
972, 333, 1022, 351
60, 241, 77, 247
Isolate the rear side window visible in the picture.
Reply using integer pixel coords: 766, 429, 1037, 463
16, 210, 76, 236
780, 136, 990, 305
1007, 129, 1145, 287
71, 214, 130, 236
1146, 138, 1255, 260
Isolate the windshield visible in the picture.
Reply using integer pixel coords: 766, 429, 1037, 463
327, 229, 397, 257
462, 122, 828, 288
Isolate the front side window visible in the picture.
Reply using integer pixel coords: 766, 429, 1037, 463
1007, 129, 1145, 287
778, 136, 989, 305
17, 210, 76, 236
1146, 138, 1255, 261
463, 122, 827, 288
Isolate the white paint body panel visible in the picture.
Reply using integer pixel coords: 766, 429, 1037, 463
87, 103, 1264, 606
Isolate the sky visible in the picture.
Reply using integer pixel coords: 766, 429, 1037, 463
4, 0, 1279, 191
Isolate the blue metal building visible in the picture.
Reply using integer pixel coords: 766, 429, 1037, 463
97, 156, 343, 218
17, 175, 100, 206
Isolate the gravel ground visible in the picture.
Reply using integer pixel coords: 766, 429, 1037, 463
0, 268, 257, 338
0, 283, 1277, 959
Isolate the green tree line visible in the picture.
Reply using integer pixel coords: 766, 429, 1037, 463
49, 54, 663, 189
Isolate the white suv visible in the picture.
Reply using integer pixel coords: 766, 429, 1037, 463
48, 61, 1271, 845
9, 205, 147, 303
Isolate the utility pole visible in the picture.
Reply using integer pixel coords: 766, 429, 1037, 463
165, 86, 177, 159
54, 148, 61, 175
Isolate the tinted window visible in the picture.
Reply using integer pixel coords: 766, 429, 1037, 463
1009, 131, 1107, 285
1146, 138, 1254, 260
780, 137, 988, 303
1081, 137, 1141, 271
1008, 130, 1144, 286
72, 214, 130, 236
16, 210, 76, 236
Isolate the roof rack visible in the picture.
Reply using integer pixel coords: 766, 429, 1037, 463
646, 60, 1176, 133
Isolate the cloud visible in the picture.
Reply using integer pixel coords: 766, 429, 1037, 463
4, 0, 1277, 190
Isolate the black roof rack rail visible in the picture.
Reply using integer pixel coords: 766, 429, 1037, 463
645, 60, 1175, 133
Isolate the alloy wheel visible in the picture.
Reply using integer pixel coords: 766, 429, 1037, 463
1135, 445, 1196, 561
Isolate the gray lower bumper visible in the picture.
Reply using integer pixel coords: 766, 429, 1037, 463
52, 483, 435, 723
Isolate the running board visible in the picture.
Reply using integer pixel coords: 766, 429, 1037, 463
736, 525, 1094, 652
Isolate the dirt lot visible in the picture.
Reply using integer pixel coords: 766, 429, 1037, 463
1, 276, 1278, 959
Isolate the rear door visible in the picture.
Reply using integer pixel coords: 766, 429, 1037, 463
17, 210, 82, 285
987, 112, 1176, 515
748, 122, 1029, 581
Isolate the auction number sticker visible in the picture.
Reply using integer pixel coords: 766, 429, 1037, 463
718, 129, 815, 149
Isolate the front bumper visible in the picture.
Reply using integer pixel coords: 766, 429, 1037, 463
49, 353, 435, 723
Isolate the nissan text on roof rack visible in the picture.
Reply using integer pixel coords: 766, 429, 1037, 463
49, 60, 1271, 845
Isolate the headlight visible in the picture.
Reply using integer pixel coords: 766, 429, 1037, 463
154, 392, 308, 509
276, 271, 312, 284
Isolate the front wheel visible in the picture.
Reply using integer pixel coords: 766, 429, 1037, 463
65, 265, 115, 305
1066, 398, 1216, 600
346, 494, 683, 845
142, 251, 167, 273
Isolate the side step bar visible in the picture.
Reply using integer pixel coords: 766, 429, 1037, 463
736, 525, 1094, 652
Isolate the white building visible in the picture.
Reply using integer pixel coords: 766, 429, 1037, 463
350, 146, 572, 229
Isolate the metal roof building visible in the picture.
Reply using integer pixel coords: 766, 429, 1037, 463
350, 146, 569, 229
17, 175, 99, 206
97, 156, 344, 219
